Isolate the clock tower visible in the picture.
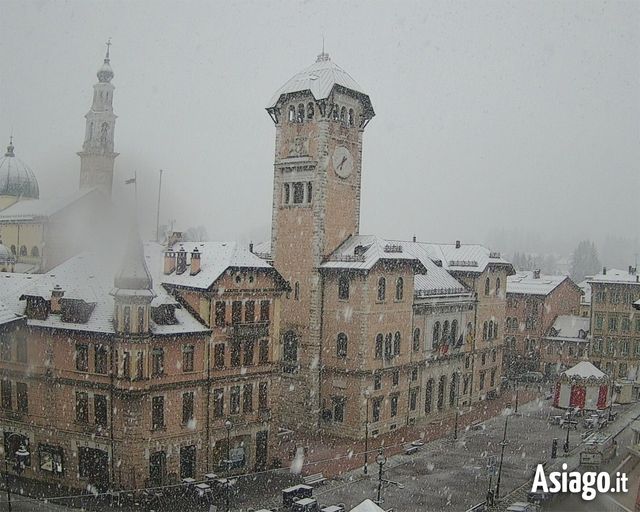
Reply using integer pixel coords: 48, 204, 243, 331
78, 41, 119, 196
266, 52, 374, 428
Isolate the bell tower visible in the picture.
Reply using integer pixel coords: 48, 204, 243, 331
78, 40, 119, 196
266, 52, 374, 428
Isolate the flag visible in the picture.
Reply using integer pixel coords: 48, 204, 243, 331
125, 177, 136, 185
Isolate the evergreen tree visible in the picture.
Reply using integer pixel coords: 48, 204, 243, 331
570, 240, 601, 282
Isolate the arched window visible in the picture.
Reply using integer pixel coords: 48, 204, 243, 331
425, 379, 434, 414
340, 106, 346, 123
348, 108, 354, 126
10, 245, 16, 255
31, 246, 39, 258
437, 375, 446, 410
495, 278, 501, 297
283, 331, 298, 363
432, 322, 441, 346
336, 333, 348, 358
413, 328, 421, 352
494, 322, 498, 339
442, 321, 450, 344
294, 282, 300, 300
485, 278, 490, 296
393, 331, 401, 355
123, 306, 131, 333
338, 275, 349, 300
307, 102, 314, 119
488, 320, 494, 340
466, 322, 473, 340
377, 277, 386, 301
375, 333, 383, 359
450, 373, 458, 407
137, 306, 145, 333
288, 106, 296, 122
283, 183, 290, 204
332, 105, 340, 121
483, 321, 488, 340
384, 333, 393, 359
451, 320, 458, 345
297, 103, 305, 123
395, 277, 403, 300
19, 245, 27, 256
307, 182, 313, 203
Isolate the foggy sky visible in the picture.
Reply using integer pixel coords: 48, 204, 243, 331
1, 0, 638, 256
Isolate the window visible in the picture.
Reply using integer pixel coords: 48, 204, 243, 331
390, 395, 398, 417
39, 445, 63, 474
377, 277, 386, 301
348, 108, 355, 126
483, 322, 488, 341
4, 433, 30, 467
384, 333, 393, 359
182, 345, 194, 372
95, 345, 108, 375
451, 320, 458, 345
307, 102, 314, 119
259, 339, 269, 364
340, 106, 346, 123
16, 382, 28, 413
283, 183, 290, 204
437, 376, 446, 410
182, 392, 194, 424
123, 306, 131, 332
636, 318, 640, 332
307, 182, 313, 203
333, 397, 345, 423
259, 382, 268, 410
595, 314, 604, 330
78, 447, 107, 479
622, 317, 631, 332
432, 322, 441, 346
293, 182, 304, 204
76, 391, 88, 423
95, 394, 107, 428
409, 389, 417, 411
494, 322, 498, 339
151, 348, 164, 376
288, 105, 295, 122
495, 278, 501, 297
481, 353, 486, 365
231, 341, 241, 367
137, 306, 145, 333
336, 333, 348, 358
490, 369, 496, 387
213, 389, 224, 417
244, 340, 254, 366
395, 277, 404, 300
485, 278, 490, 296
375, 334, 383, 359
10, 245, 15, 255
19, 245, 27, 256
283, 331, 298, 364
413, 328, 421, 352
372, 398, 382, 422
492, 349, 497, 362
609, 316, 618, 331
76, 343, 88, 371
16, 337, 27, 363
374, 372, 382, 390
619, 363, 628, 378
463, 375, 470, 394
425, 379, 434, 413
180, 445, 196, 479
488, 321, 494, 340
0, 380, 11, 409
215, 301, 226, 326
232, 301, 242, 324
294, 281, 300, 300
0, 336, 10, 361
244, 301, 255, 323
392, 370, 399, 386
621, 340, 630, 355
338, 275, 350, 300
411, 367, 418, 381
442, 321, 450, 344
479, 371, 486, 390
122, 351, 130, 379
214, 344, 225, 369
136, 351, 144, 380
152, 396, 165, 429
230, 386, 240, 414
449, 374, 457, 407
260, 300, 270, 321
393, 331, 401, 355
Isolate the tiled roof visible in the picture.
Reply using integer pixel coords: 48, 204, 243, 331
507, 271, 571, 296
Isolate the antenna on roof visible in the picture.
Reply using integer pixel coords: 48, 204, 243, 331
322, 35, 325, 55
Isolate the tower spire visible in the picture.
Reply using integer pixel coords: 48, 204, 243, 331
105, 38, 112, 62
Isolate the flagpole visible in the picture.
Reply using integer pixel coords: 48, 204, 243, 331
156, 169, 164, 242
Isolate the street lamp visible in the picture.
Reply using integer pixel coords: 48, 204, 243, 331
563, 408, 572, 453
514, 378, 519, 414
494, 413, 509, 500
364, 389, 370, 475
375, 448, 387, 505
224, 419, 232, 512
453, 370, 461, 440
3, 436, 30, 512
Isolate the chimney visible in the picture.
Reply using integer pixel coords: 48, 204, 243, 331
249, 242, 254, 253
176, 246, 188, 275
533, 269, 541, 279
50, 284, 64, 313
412, 235, 417, 243
190, 247, 201, 275
455, 240, 461, 249
163, 249, 176, 275
629, 266, 636, 275
603, 267, 607, 275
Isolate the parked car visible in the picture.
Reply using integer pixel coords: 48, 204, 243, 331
527, 490, 554, 504
506, 501, 540, 512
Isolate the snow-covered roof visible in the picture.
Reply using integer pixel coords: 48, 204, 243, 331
545, 315, 590, 342
267, 53, 373, 115
578, 279, 592, 305
507, 271, 572, 296
0, 188, 99, 222
349, 500, 385, 512
562, 361, 606, 380
0, 298, 23, 327
0, 246, 209, 336
588, 268, 640, 286
158, 241, 281, 291
408, 241, 514, 275
321, 235, 427, 273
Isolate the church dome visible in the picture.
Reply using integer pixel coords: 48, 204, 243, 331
267, 52, 373, 115
97, 60, 114, 83
0, 139, 39, 199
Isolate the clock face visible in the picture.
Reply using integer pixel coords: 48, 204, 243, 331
332, 146, 353, 179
